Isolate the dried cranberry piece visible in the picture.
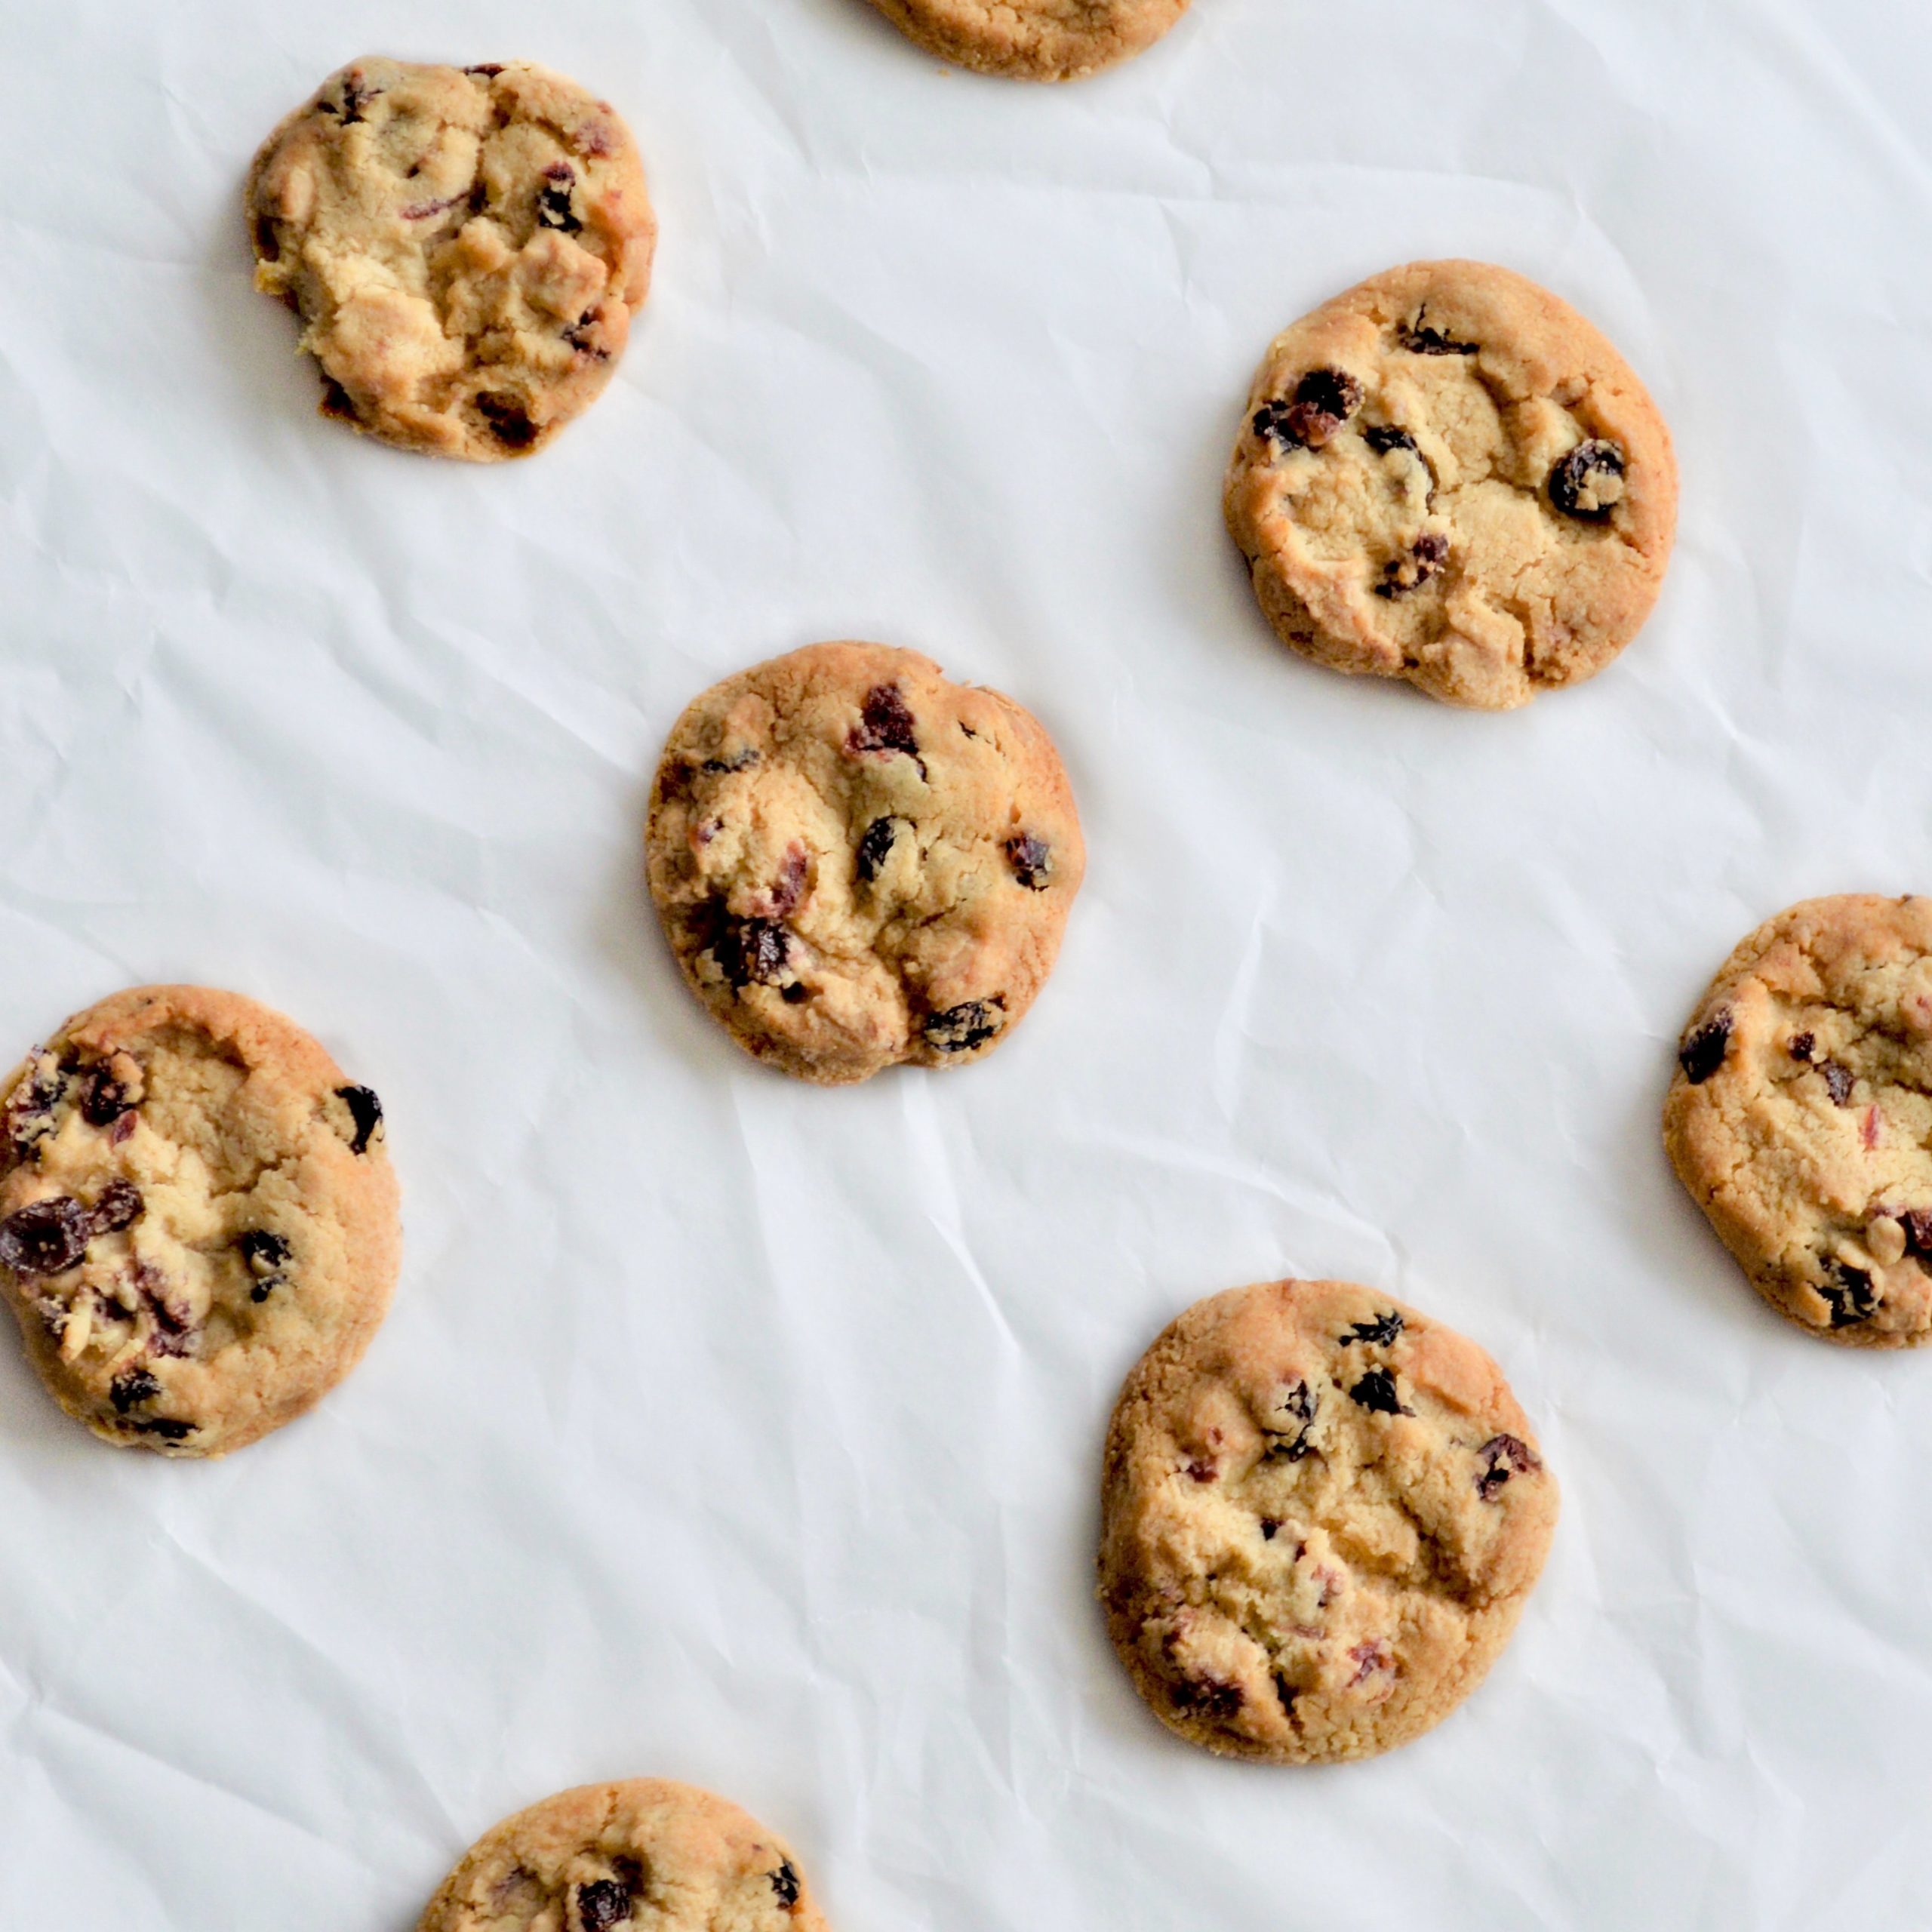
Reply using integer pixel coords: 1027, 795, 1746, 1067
771, 1862, 801, 1909
845, 684, 920, 761
238, 1229, 292, 1302
1184, 1457, 1217, 1483
0, 1198, 92, 1277
1789, 1032, 1816, 1062
1817, 1258, 1876, 1328
1254, 368, 1363, 451
336, 74, 377, 124
1374, 531, 1450, 599
476, 392, 539, 449
922, 1001, 1001, 1054
1362, 424, 1419, 455
1004, 833, 1051, 889
1263, 1378, 1317, 1460
88, 1181, 143, 1235
563, 309, 611, 360
401, 193, 464, 222
1343, 1310, 1404, 1346
1549, 439, 1627, 522
1171, 1675, 1244, 1721
537, 162, 581, 233
336, 1085, 383, 1155
575, 1879, 632, 1930
1678, 1011, 1732, 1084
1899, 1209, 1932, 1261
78, 1064, 135, 1128
855, 816, 903, 883
768, 844, 809, 918
464, 63, 505, 78
1475, 1433, 1540, 1500
1348, 1367, 1411, 1416
110, 1367, 162, 1413
1820, 1060, 1855, 1106
5, 1054, 69, 1155
714, 917, 791, 989
318, 374, 357, 420
133, 1417, 194, 1442
700, 748, 759, 775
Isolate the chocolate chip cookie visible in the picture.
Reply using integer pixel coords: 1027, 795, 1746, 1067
1100, 1280, 1558, 1762
1225, 260, 1677, 710
646, 642, 1084, 1085
863, 0, 1189, 78
417, 1780, 829, 1932
248, 57, 654, 460
1666, 895, 1932, 1349
0, 986, 401, 1456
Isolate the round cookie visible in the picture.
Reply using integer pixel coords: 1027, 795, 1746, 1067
863, 0, 1189, 80
646, 641, 1084, 1085
417, 1780, 829, 1932
0, 986, 400, 1457
1099, 1279, 1558, 1763
1665, 894, 1932, 1349
248, 57, 654, 460
1224, 260, 1677, 710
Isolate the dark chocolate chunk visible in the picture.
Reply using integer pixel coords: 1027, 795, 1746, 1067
780, 982, 812, 1004
715, 916, 792, 989
1260, 1517, 1281, 1540
1348, 1367, 1411, 1416
1004, 833, 1051, 890
771, 1860, 801, 1909
563, 309, 611, 359
337, 75, 376, 124
1374, 531, 1450, 598
88, 1181, 143, 1236
1820, 1060, 1856, 1106
699, 747, 760, 775
133, 1417, 195, 1442
1817, 1257, 1876, 1329
238, 1229, 291, 1302
110, 1367, 162, 1414
1362, 424, 1420, 456
318, 374, 357, 420
1255, 368, 1364, 451
5, 1054, 69, 1154
0, 1198, 92, 1277
336, 1085, 383, 1156
922, 1001, 1002, 1054
78, 1064, 135, 1128
1475, 1432, 1540, 1501
575, 1880, 632, 1930
1548, 439, 1627, 522
1788, 1032, 1816, 1062
475, 392, 539, 449
1343, 1310, 1404, 1346
1171, 1675, 1244, 1722
1678, 1011, 1732, 1085
537, 162, 581, 233
855, 816, 903, 883
1399, 311, 1479, 355
464, 63, 505, 78
846, 683, 920, 761
1899, 1208, 1932, 1263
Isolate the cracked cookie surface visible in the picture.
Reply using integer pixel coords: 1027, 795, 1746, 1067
646, 641, 1084, 1085
248, 57, 654, 460
1225, 260, 1677, 710
0, 986, 400, 1456
863, 0, 1189, 78
417, 1780, 829, 1932
1100, 1279, 1557, 1763
1665, 894, 1932, 1349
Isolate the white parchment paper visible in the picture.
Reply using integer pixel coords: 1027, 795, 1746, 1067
5, 1, 1932, 1924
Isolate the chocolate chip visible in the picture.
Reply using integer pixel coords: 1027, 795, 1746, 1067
110, 1367, 161, 1414
699, 748, 759, 775
253, 214, 281, 263
1678, 1011, 1732, 1085
537, 162, 581, 233
1348, 1367, 1410, 1416
1821, 1060, 1856, 1106
771, 1863, 801, 1909
1900, 1208, 1932, 1262
846, 684, 921, 761
1475, 1433, 1540, 1501
88, 1181, 143, 1236
780, 982, 812, 1004
238, 1229, 291, 1302
1818, 1257, 1877, 1328
1343, 1310, 1404, 1346
336, 1085, 383, 1156
715, 916, 792, 989
132, 1417, 195, 1442
855, 816, 903, 883
1789, 1032, 1816, 1062
1259, 1518, 1280, 1540
1171, 1675, 1244, 1721
0, 1198, 92, 1277
1254, 368, 1363, 451
1374, 532, 1449, 598
1004, 833, 1051, 890
318, 374, 357, 420
1362, 425, 1419, 456
563, 309, 611, 359
922, 1001, 1002, 1054
78, 1065, 134, 1128
1398, 313, 1479, 355
475, 392, 539, 449
1548, 439, 1627, 522
337, 75, 376, 124
575, 1880, 632, 1930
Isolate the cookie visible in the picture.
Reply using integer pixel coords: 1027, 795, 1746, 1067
1665, 894, 1932, 1349
0, 986, 401, 1457
248, 57, 654, 460
863, 0, 1189, 80
1099, 1279, 1558, 1763
645, 641, 1084, 1085
417, 1779, 829, 1932
1224, 260, 1677, 710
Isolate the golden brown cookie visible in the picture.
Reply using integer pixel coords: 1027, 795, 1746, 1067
646, 642, 1084, 1085
1665, 894, 1932, 1348
1225, 260, 1677, 709
1100, 1280, 1558, 1762
863, 0, 1190, 78
248, 57, 654, 460
0, 986, 400, 1457
417, 1780, 829, 1932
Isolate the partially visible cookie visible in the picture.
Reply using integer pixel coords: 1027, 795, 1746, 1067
646, 641, 1084, 1085
1225, 260, 1677, 710
863, 0, 1189, 79
1100, 1280, 1558, 1763
1665, 894, 1932, 1349
417, 1779, 829, 1932
248, 57, 654, 460
0, 986, 400, 1457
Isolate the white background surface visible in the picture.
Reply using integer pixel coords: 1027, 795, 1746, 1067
3, 1, 1930, 1925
